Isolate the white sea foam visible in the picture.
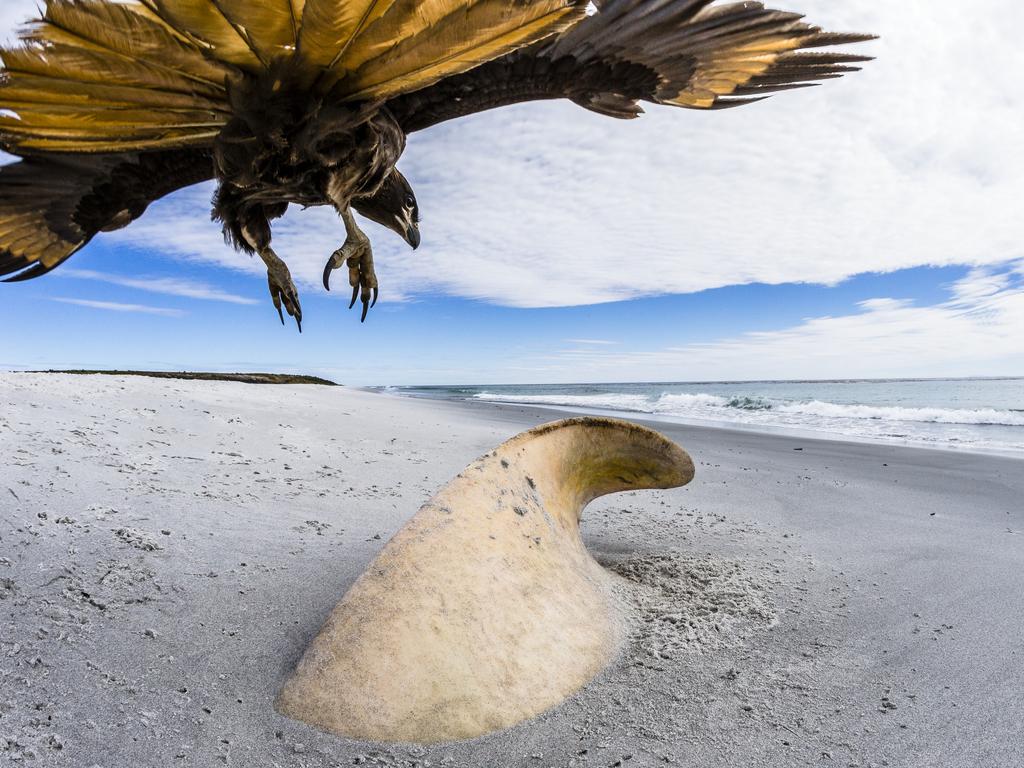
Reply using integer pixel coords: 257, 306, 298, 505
773, 401, 1024, 427
471, 388, 1024, 452
475, 391, 1024, 427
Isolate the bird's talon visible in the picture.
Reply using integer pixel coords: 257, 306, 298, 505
327, 213, 379, 322
267, 264, 301, 333
322, 249, 346, 292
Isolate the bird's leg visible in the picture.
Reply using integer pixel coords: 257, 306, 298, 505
322, 207, 378, 323
241, 218, 302, 332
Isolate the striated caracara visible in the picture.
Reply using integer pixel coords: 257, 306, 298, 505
0, 0, 875, 328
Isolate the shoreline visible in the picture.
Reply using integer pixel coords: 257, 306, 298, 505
373, 388, 1024, 461
2, 373, 1022, 767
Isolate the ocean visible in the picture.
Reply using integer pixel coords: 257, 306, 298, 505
384, 378, 1024, 456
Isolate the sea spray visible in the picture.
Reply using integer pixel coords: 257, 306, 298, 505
390, 378, 1024, 454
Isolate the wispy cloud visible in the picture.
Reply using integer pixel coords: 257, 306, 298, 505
52, 298, 185, 318
522, 262, 1024, 381
0, 5, 29, 45
565, 339, 618, 346
61, 268, 259, 305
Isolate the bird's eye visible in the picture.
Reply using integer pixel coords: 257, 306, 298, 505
404, 194, 415, 208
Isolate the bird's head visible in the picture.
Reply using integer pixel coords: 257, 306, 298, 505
352, 169, 421, 250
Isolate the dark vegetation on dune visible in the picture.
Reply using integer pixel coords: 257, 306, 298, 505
27, 370, 338, 386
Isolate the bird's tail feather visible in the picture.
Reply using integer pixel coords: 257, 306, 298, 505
549, 0, 876, 111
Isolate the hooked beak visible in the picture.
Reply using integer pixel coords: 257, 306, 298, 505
405, 224, 421, 250
396, 210, 420, 250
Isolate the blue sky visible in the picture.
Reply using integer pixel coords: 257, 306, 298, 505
2, 0, 1023, 385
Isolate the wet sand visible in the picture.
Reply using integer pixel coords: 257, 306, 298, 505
1, 374, 1021, 767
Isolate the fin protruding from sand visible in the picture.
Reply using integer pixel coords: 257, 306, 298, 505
276, 417, 695, 743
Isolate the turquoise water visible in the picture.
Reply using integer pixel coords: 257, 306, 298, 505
385, 378, 1024, 455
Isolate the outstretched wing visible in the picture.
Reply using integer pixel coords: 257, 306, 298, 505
0, 150, 213, 282
0, 0, 589, 155
387, 0, 876, 133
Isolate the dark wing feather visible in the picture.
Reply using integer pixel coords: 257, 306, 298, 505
388, 0, 875, 133
0, 150, 213, 282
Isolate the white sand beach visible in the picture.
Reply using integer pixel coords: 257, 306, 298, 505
1, 373, 1022, 767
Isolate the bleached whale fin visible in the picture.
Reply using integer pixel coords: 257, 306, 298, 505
277, 417, 695, 743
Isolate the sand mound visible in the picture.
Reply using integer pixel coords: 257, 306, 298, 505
606, 550, 777, 661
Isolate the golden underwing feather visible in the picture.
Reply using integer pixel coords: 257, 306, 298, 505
14, 27, 225, 101
0, 207, 77, 265
0, 76, 230, 113
297, 0, 398, 73
213, 0, 301, 62
141, 0, 263, 70
0, 1, 236, 154
0, 107, 224, 129
41, 1, 233, 88
1, 44, 219, 99
336, 0, 588, 102
0, 132, 221, 154
0, 122, 221, 143
325, 0, 466, 75
662, 4, 865, 108
666, 43, 802, 105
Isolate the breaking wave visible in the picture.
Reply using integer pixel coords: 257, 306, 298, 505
774, 401, 1024, 426
473, 392, 1024, 428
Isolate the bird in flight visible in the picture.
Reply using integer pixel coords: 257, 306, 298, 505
0, 0, 874, 328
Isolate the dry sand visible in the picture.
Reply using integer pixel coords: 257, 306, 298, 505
0, 373, 1021, 767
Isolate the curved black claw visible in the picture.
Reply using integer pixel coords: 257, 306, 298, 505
324, 249, 348, 293
323, 259, 334, 292
349, 284, 359, 310
360, 298, 370, 323
371, 287, 379, 309
268, 269, 303, 333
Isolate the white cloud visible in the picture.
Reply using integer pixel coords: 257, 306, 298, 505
510, 262, 1024, 382
61, 268, 259, 305
0, 4, 29, 44
52, 298, 185, 317
3, 0, 1024, 314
